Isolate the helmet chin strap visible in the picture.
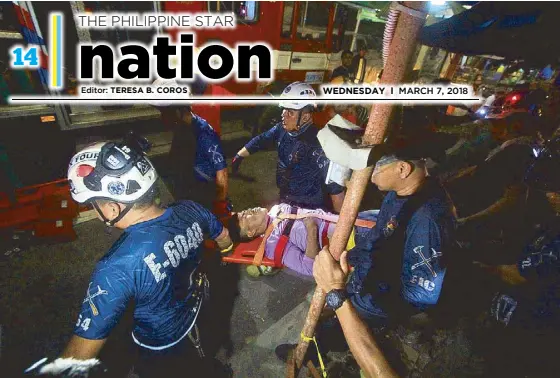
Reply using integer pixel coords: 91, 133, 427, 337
92, 200, 133, 227
296, 110, 304, 129
288, 110, 312, 137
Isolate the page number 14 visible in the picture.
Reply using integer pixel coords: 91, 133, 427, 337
11, 46, 39, 68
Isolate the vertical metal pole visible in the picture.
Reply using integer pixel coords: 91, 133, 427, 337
303, 1, 308, 28
350, 8, 362, 52
153, 1, 163, 35
291, 1, 429, 373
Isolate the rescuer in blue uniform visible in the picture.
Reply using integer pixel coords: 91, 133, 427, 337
60, 138, 233, 377
152, 78, 230, 217
231, 82, 346, 212
475, 137, 560, 376
273, 135, 456, 361
345, 141, 456, 322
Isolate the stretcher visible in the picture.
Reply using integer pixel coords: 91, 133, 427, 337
222, 207, 300, 268
221, 211, 376, 268
222, 236, 278, 267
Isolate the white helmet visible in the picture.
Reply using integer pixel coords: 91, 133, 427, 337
278, 82, 317, 110
150, 78, 189, 107
68, 141, 157, 205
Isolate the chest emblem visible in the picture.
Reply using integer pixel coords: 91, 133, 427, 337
383, 216, 398, 237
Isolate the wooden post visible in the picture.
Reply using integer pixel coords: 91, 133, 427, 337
289, 1, 430, 375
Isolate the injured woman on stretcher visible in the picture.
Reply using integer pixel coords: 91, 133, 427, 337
225, 203, 377, 277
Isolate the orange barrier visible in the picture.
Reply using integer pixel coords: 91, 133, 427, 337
0, 203, 40, 228
0, 179, 79, 241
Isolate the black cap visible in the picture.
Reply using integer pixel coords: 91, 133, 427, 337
384, 135, 438, 160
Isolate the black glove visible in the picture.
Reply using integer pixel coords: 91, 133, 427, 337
232, 154, 244, 173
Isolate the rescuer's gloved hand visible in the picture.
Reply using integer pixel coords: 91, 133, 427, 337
231, 154, 244, 173
25, 357, 107, 377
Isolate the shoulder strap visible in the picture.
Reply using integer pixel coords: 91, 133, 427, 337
277, 212, 375, 229
252, 220, 279, 266
251, 207, 299, 267
321, 221, 331, 248
274, 207, 299, 267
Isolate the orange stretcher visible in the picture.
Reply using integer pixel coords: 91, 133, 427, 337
222, 236, 279, 267
221, 212, 376, 268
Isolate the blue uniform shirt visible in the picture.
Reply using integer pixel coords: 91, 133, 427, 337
244, 123, 344, 208
348, 182, 453, 318
516, 226, 560, 327
192, 114, 227, 182
73, 201, 223, 350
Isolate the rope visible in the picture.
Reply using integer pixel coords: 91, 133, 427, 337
277, 212, 375, 229
300, 332, 327, 378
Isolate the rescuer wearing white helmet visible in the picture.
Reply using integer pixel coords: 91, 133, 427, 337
61, 136, 233, 377
67, 140, 158, 225
150, 77, 231, 217
232, 81, 346, 212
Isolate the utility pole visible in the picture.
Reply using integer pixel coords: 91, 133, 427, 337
288, 2, 430, 375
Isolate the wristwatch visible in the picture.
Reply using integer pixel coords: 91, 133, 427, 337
325, 289, 348, 311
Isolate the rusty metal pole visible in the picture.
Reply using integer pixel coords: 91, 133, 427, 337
291, 1, 430, 373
